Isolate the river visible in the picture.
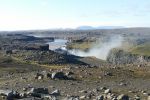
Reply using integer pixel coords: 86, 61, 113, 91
48, 39, 68, 50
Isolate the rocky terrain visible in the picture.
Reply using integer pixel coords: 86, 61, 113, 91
0, 28, 150, 100
107, 49, 150, 65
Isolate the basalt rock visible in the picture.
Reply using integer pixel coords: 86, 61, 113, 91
117, 94, 129, 100
107, 49, 150, 65
51, 72, 68, 80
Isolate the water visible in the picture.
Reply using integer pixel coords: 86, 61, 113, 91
48, 39, 68, 50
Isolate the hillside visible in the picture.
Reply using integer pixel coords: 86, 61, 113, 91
130, 42, 150, 56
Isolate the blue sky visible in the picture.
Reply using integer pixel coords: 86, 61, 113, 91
0, 0, 150, 30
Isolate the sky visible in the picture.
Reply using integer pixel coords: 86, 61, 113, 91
0, 0, 150, 31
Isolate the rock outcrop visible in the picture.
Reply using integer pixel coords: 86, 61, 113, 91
107, 49, 150, 65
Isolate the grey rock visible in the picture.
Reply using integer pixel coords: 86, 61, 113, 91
35, 73, 44, 80
41, 94, 57, 100
104, 89, 111, 94
66, 72, 74, 76
51, 72, 68, 80
96, 95, 104, 100
100, 87, 107, 90
0, 90, 18, 100
0, 90, 13, 96
107, 93, 114, 99
23, 87, 27, 91
117, 94, 129, 100
19, 92, 27, 98
79, 90, 87, 93
80, 95, 86, 99
64, 96, 79, 100
51, 89, 60, 96
28, 88, 49, 94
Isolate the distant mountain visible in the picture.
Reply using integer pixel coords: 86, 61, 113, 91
76, 26, 94, 30
76, 26, 124, 30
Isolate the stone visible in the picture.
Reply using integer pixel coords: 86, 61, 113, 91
19, 92, 27, 98
134, 96, 140, 100
79, 90, 87, 93
0, 90, 13, 96
104, 89, 111, 94
51, 89, 60, 96
51, 72, 67, 80
117, 94, 129, 100
107, 93, 114, 99
96, 95, 104, 100
0, 90, 18, 100
93, 88, 99, 93
80, 95, 86, 99
112, 98, 118, 100
65, 96, 79, 100
41, 94, 57, 100
86, 91, 95, 99
38, 75, 43, 80
35, 73, 44, 80
119, 82, 127, 86
66, 72, 74, 76
104, 72, 113, 76
28, 88, 49, 94
147, 96, 150, 100
23, 87, 27, 91
100, 87, 107, 90
143, 92, 148, 96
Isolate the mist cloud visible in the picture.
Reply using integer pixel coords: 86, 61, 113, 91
69, 35, 123, 60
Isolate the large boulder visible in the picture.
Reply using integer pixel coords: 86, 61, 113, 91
28, 88, 49, 95
51, 72, 68, 80
51, 89, 60, 96
0, 90, 18, 99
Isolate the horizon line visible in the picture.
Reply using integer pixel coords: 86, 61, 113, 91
0, 26, 150, 32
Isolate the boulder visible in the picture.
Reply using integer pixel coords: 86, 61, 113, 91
51, 89, 60, 96
51, 72, 68, 80
96, 95, 104, 100
0, 90, 13, 96
28, 88, 49, 94
35, 73, 44, 80
104, 89, 111, 94
66, 72, 74, 76
134, 96, 140, 100
19, 92, 27, 98
22, 87, 27, 91
0, 90, 18, 100
106, 93, 114, 99
80, 95, 86, 99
